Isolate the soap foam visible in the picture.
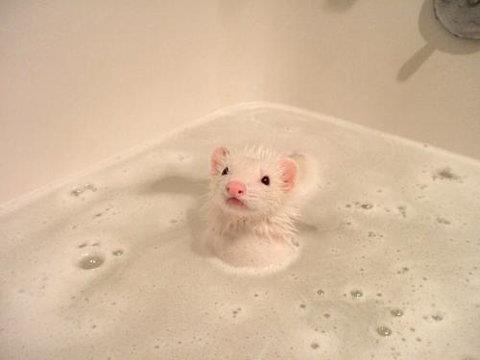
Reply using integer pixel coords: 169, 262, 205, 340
0, 103, 479, 359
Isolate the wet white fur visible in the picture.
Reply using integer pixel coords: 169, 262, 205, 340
205, 146, 316, 267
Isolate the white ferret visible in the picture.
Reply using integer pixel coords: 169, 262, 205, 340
204, 145, 316, 269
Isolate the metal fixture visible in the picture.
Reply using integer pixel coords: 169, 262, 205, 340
434, 0, 480, 39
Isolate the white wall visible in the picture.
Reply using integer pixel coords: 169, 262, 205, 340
1, 0, 479, 203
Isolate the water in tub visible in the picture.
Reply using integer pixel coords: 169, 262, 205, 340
0, 104, 479, 359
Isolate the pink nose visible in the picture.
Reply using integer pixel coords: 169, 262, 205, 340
226, 180, 246, 197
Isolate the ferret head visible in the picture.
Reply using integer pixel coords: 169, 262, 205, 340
209, 146, 298, 217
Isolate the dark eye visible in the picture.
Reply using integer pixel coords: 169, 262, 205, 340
261, 176, 270, 186
221, 167, 229, 176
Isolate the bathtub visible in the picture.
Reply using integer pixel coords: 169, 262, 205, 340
1, 1, 480, 359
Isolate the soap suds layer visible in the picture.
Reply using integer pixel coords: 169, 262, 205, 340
1, 104, 479, 360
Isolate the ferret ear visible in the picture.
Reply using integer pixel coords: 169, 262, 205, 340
279, 157, 298, 192
211, 146, 229, 175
